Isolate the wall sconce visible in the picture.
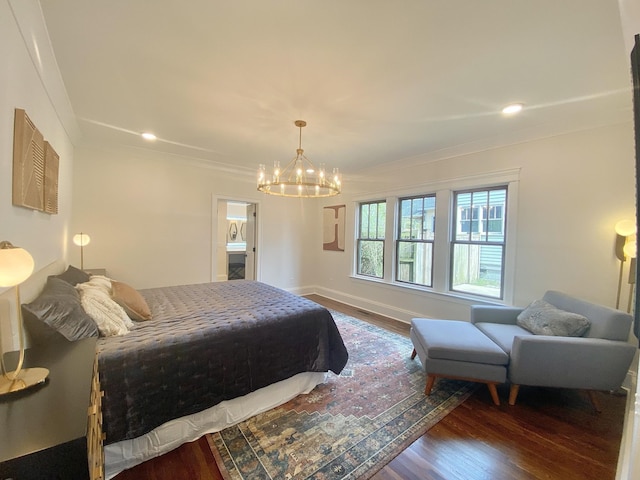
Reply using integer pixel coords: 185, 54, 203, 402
0, 241, 49, 395
72, 232, 91, 270
615, 220, 637, 310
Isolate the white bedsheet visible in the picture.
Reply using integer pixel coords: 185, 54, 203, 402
105, 371, 326, 479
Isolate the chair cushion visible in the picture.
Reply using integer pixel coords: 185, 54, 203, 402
411, 318, 508, 365
475, 322, 532, 354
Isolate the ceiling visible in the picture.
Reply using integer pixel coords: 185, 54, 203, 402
39, 0, 632, 175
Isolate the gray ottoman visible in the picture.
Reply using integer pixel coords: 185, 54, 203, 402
410, 318, 509, 405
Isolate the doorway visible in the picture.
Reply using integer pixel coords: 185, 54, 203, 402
215, 199, 257, 281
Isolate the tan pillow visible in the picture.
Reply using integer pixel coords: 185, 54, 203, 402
111, 280, 152, 321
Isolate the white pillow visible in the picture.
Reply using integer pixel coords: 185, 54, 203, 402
82, 275, 112, 294
77, 283, 133, 336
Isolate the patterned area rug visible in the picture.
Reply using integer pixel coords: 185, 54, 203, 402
207, 311, 476, 479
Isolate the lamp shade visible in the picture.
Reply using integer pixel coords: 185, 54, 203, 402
615, 219, 636, 237
0, 241, 35, 287
73, 233, 91, 247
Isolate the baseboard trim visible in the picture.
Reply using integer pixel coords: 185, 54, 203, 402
297, 285, 437, 324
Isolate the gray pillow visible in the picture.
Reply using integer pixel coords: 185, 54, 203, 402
23, 277, 99, 343
516, 299, 590, 337
51, 265, 90, 286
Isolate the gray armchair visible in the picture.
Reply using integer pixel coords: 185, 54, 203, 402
471, 290, 637, 408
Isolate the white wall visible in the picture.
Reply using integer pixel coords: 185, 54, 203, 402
0, 1, 76, 270
313, 122, 636, 322
71, 144, 319, 291
0, 0, 76, 352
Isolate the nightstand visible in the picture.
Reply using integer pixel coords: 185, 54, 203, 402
84, 268, 107, 276
0, 337, 104, 480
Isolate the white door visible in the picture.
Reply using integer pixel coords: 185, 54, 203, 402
245, 203, 257, 280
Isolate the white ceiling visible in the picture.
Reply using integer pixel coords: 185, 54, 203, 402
39, 0, 632, 175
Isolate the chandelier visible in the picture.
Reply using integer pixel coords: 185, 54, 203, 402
257, 120, 341, 197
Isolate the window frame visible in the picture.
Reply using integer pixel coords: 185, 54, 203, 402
450, 186, 508, 299
350, 169, 518, 305
395, 194, 436, 287
356, 200, 387, 279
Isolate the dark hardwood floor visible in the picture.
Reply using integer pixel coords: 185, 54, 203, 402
114, 295, 627, 480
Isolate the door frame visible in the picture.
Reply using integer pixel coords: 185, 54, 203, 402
211, 195, 260, 282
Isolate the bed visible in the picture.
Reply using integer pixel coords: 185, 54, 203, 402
12, 262, 348, 478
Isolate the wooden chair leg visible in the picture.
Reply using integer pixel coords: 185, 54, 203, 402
586, 390, 602, 413
425, 375, 436, 395
487, 383, 500, 406
410, 348, 417, 360
508, 384, 520, 405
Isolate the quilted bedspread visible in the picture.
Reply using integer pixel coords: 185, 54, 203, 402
96, 280, 348, 444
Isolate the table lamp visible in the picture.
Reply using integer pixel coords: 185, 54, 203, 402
0, 241, 49, 395
72, 232, 91, 270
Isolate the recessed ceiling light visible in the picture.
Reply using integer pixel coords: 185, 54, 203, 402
502, 103, 524, 115
141, 132, 157, 141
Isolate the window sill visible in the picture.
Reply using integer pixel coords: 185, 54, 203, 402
349, 274, 506, 306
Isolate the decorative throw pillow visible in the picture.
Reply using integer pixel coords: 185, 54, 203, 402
516, 299, 591, 337
76, 282, 133, 336
22, 277, 99, 343
111, 280, 152, 321
84, 274, 112, 293
51, 265, 90, 286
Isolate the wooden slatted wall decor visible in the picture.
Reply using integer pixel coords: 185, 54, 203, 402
12, 109, 45, 211
11, 108, 58, 214
43, 141, 59, 214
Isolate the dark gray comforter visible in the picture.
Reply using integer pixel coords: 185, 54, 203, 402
96, 280, 348, 444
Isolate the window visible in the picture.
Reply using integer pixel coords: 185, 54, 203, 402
352, 172, 516, 302
357, 200, 386, 278
396, 195, 435, 286
451, 187, 507, 299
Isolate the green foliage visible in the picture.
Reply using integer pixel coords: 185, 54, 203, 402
358, 240, 383, 277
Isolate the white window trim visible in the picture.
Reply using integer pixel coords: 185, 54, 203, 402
351, 168, 520, 305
